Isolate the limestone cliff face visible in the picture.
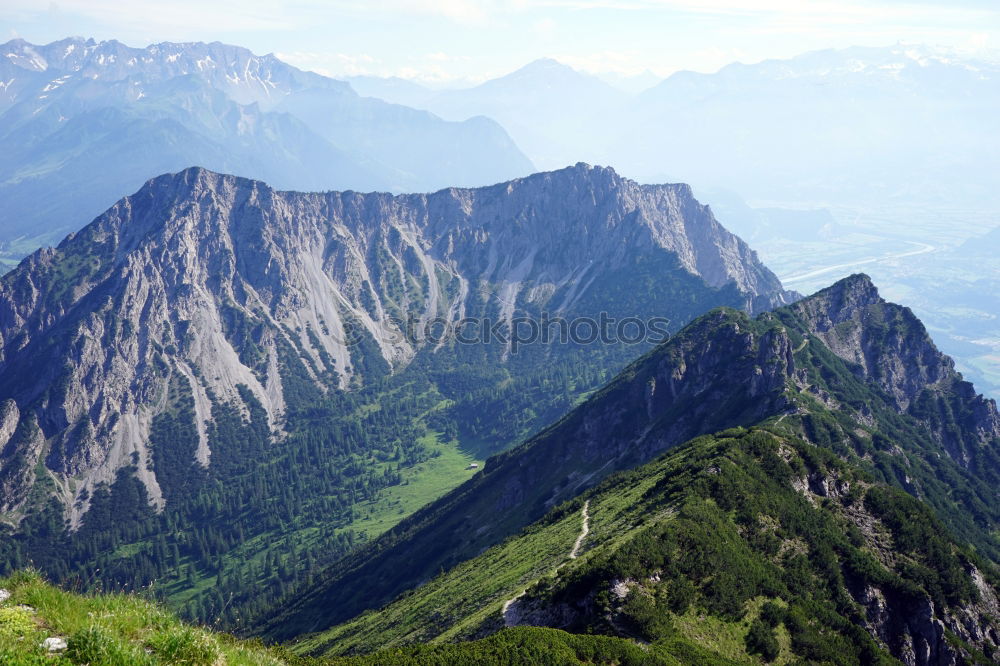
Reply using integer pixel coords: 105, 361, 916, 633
0, 164, 793, 524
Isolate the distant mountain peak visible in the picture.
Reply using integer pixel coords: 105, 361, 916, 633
806, 272, 881, 313
498, 57, 607, 85
522, 57, 568, 70
0, 36, 534, 250
0, 36, 337, 100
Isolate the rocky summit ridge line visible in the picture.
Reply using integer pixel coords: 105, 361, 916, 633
0, 162, 792, 532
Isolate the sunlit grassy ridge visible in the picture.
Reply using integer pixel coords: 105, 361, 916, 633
0, 570, 734, 665
0, 570, 301, 666
292, 422, 1000, 665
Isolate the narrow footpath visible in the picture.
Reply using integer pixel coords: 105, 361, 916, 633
502, 500, 590, 626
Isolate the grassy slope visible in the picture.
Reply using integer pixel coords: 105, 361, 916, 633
298, 421, 1000, 665
296, 434, 680, 657
293, 494, 586, 655
0, 570, 297, 666
0, 570, 735, 666
324, 626, 741, 666
292, 429, 777, 658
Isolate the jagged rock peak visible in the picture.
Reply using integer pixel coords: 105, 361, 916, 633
787, 273, 1000, 461
790, 272, 954, 404
803, 272, 882, 316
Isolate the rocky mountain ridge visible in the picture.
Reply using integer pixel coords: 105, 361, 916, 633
0, 164, 793, 531
263, 274, 1000, 662
786, 276, 1000, 466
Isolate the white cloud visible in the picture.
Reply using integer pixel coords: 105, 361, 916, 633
523, 0, 992, 18
533, 17, 557, 37
5, 0, 995, 42
2, 0, 295, 34
324, 0, 496, 25
403, 0, 492, 23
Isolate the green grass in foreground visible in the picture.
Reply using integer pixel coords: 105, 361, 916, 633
0, 569, 736, 666
0, 569, 302, 666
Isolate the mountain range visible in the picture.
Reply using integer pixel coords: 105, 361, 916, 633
367, 45, 999, 210
0, 36, 998, 664
0, 162, 997, 664
0, 163, 793, 626
0, 37, 533, 264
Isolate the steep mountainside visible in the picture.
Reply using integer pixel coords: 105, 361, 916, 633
0, 164, 793, 625
0, 37, 532, 260
263, 275, 1000, 665
323, 427, 1000, 666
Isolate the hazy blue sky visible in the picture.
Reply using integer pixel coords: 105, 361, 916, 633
2, 0, 998, 84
